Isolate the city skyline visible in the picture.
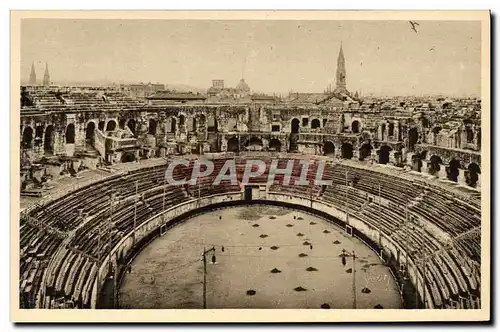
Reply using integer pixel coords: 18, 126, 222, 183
21, 19, 481, 97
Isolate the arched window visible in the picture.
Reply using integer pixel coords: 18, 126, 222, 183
359, 143, 372, 161
351, 121, 360, 133
388, 123, 394, 137
179, 114, 186, 127
148, 119, 157, 135
291, 118, 300, 134
170, 118, 177, 133
227, 137, 239, 152
311, 119, 321, 129
268, 139, 282, 152
429, 155, 443, 175
86, 122, 96, 142
341, 143, 353, 159
466, 127, 474, 143
121, 152, 136, 163
22, 127, 33, 149
467, 163, 481, 187
408, 127, 418, 150
323, 141, 335, 157
106, 120, 117, 132
447, 159, 460, 182
44, 125, 55, 155
65, 123, 75, 144
379, 146, 391, 164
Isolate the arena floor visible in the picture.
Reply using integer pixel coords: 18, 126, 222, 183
118, 205, 403, 309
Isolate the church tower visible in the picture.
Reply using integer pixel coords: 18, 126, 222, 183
334, 43, 348, 94
29, 62, 37, 85
43, 62, 50, 86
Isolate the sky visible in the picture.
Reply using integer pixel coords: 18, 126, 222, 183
21, 19, 481, 96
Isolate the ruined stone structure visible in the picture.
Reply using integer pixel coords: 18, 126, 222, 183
20, 84, 482, 193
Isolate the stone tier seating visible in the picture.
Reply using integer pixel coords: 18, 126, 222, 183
19, 156, 481, 309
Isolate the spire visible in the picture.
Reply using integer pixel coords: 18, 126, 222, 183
29, 62, 37, 85
43, 62, 50, 86
334, 42, 348, 94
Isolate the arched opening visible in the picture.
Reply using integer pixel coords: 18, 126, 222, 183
359, 143, 372, 161
467, 163, 481, 188
170, 118, 177, 133
119, 118, 126, 130
191, 118, 197, 132
246, 137, 263, 151
148, 119, 157, 135
466, 127, 474, 143
351, 121, 360, 133
408, 127, 418, 150
268, 139, 282, 152
411, 155, 422, 172
121, 152, 136, 163
311, 119, 321, 129
127, 119, 136, 136
388, 123, 394, 137
43, 125, 55, 155
22, 126, 33, 149
106, 120, 117, 132
291, 118, 300, 134
179, 114, 186, 127
226, 137, 239, 152
341, 143, 353, 159
65, 123, 75, 144
35, 125, 44, 145
477, 128, 481, 149
323, 141, 335, 157
86, 122, 96, 143
98, 121, 105, 131
379, 146, 391, 164
207, 117, 218, 132
429, 155, 442, 176
447, 159, 460, 182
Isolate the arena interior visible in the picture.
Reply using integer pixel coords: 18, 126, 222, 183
19, 49, 482, 310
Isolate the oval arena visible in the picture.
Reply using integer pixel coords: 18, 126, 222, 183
19, 59, 482, 310
20, 150, 481, 309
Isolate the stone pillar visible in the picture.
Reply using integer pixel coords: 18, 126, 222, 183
389, 151, 396, 164
406, 152, 414, 166
458, 169, 467, 186
394, 121, 400, 141
476, 174, 481, 190
220, 136, 228, 152
335, 144, 342, 159
352, 147, 360, 160
438, 164, 448, 179
421, 160, 429, 174
377, 125, 382, 140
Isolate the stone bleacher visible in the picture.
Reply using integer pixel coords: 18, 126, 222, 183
19, 154, 481, 309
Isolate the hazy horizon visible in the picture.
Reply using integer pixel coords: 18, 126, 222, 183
21, 19, 481, 97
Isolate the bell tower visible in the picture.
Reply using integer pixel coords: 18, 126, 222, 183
43, 62, 50, 86
334, 42, 348, 94
29, 62, 37, 85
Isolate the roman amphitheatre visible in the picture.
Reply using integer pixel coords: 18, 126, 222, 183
19, 44, 482, 310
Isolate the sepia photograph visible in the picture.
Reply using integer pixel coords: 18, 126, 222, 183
10, 10, 490, 323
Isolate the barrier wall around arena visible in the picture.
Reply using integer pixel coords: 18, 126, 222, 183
95, 190, 430, 309
90, 192, 243, 309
